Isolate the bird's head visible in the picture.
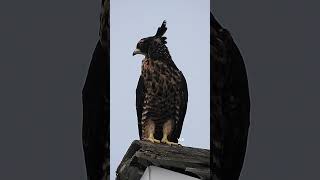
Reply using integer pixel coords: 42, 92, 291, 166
133, 20, 168, 59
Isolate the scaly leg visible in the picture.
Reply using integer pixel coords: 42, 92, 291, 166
142, 120, 160, 143
161, 120, 180, 146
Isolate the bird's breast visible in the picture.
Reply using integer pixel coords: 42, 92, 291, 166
142, 60, 181, 93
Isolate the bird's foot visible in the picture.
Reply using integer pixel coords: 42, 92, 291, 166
143, 136, 160, 143
161, 138, 181, 146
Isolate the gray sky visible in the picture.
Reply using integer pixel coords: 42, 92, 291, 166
111, 0, 209, 179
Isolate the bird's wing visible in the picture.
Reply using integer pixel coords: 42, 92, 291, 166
172, 71, 188, 143
136, 75, 145, 139
211, 13, 250, 180
222, 33, 250, 179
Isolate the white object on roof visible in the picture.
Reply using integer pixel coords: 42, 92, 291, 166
140, 166, 200, 180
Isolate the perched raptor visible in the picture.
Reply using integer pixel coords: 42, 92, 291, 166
82, 0, 109, 179
133, 21, 188, 146
211, 13, 250, 180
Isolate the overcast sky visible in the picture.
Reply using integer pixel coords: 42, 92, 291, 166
110, 0, 209, 179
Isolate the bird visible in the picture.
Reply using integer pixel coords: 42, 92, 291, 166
211, 13, 250, 180
133, 21, 188, 146
82, 0, 109, 179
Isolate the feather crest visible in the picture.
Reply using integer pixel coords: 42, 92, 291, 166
155, 20, 167, 37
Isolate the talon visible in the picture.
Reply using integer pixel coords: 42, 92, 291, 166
161, 137, 180, 146
143, 135, 160, 143
151, 138, 160, 143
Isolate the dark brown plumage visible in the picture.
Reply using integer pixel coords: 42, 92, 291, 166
82, 0, 109, 179
211, 13, 250, 180
134, 21, 188, 145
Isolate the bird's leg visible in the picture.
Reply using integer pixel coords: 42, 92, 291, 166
161, 120, 180, 146
142, 120, 160, 143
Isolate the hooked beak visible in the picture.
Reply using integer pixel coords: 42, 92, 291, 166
133, 48, 142, 56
